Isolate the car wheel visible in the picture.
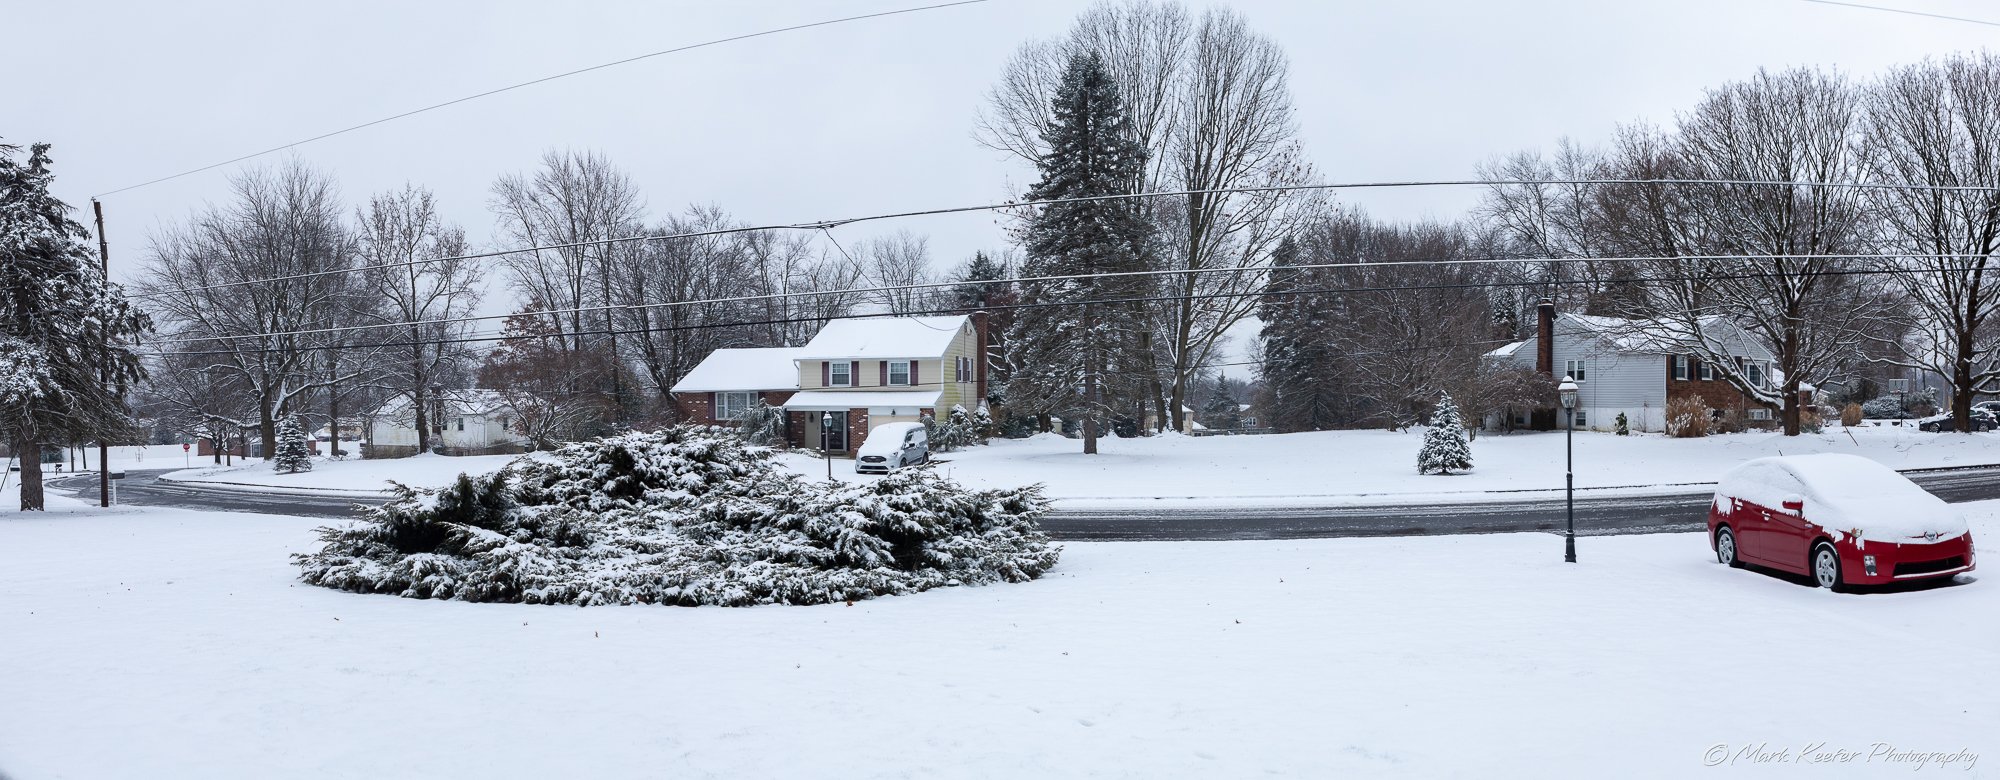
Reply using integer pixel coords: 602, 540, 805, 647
1715, 527, 1742, 569
1812, 543, 1844, 592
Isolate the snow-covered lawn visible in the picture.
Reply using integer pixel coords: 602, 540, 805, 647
781, 426, 2000, 508
158, 452, 531, 496
1, 498, 1992, 778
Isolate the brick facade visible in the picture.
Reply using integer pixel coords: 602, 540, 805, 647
671, 390, 797, 428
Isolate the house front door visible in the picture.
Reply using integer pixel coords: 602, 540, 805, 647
819, 411, 848, 452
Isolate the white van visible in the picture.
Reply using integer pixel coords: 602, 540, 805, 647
855, 422, 929, 474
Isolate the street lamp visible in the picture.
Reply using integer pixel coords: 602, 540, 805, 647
821, 411, 834, 482
1558, 375, 1580, 563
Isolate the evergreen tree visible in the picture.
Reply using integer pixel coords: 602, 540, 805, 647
1006, 51, 1153, 455
0, 141, 151, 510
1417, 394, 1474, 475
735, 400, 788, 447
1256, 236, 1343, 432
951, 251, 1008, 311
1198, 374, 1244, 430
273, 415, 313, 474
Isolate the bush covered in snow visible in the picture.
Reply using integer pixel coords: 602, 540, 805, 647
295, 427, 1059, 606
1665, 396, 1711, 438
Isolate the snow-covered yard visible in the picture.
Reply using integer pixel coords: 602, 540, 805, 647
1, 493, 1992, 778
780, 425, 2000, 508
157, 452, 531, 496
119, 426, 2000, 511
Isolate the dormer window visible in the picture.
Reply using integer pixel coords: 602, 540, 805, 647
888, 360, 912, 386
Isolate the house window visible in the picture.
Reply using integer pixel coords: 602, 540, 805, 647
1565, 359, 1587, 382
1748, 408, 1773, 421
829, 362, 851, 387
888, 360, 911, 386
456, 417, 465, 432
1699, 361, 1713, 381
715, 391, 755, 420
1573, 410, 1588, 428
1673, 355, 1689, 381
1746, 361, 1764, 388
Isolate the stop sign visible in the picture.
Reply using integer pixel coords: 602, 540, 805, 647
182, 443, 191, 452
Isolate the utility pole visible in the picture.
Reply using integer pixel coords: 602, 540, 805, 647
92, 200, 111, 508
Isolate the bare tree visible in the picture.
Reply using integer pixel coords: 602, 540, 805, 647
489, 149, 643, 419
1865, 53, 2000, 428
138, 161, 365, 457
355, 184, 480, 453
859, 230, 944, 314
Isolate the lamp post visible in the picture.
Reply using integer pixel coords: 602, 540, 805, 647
821, 411, 834, 482
1558, 375, 1579, 563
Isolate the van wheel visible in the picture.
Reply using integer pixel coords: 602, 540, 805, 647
1715, 527, 1741, 569
1812, 543, 1845, 592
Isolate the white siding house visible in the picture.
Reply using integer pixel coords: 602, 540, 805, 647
365, 389, 530, 457
1488, 311, 1778, 433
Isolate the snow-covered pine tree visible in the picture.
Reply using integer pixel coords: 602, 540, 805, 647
1257, 237, 1344, 432
273, 415, 313, 474
1198, 374, 1244, 430
0, 142, 151, 510
1417, 394, 1474, 475
1615, 412, 1630, 436
1006, 51, 1153, 455
971, 403, 996, 442
736, 400, 788, 447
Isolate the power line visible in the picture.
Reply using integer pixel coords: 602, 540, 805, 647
138, 264, 1917, 358
91, 0, 991, 198
142, 251, 1966, 347
1799, 0, 2000, 27
129, 176, 2000, 300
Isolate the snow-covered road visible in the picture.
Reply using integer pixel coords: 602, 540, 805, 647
1, 500, 1993, 778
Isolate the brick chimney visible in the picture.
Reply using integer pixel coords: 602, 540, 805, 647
1532, 299, 1558, 431
1535, 299, 1555, 376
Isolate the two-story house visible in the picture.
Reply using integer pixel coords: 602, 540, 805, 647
668, 314, 989, 454
1485, 301, 1781, 433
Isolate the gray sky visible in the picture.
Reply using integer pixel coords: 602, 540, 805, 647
9, 0, 1987, 300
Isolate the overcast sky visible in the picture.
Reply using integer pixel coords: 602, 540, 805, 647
9, 0, 1989, 302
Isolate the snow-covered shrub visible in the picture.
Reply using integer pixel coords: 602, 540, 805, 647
972, 404, 997, 442
294, 427, 1059, 607
735, 399, 788, 447
1614, 412, 1630, 436
1839, 403, 1863, 427
924, 405, 979, 452
274, 416, 312, 473
1665, 396, 1710, 438
1417, 394, 1473, 475
1860, 395, 1906, 419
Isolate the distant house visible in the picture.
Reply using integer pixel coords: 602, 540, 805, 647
784, 314, 988, 455
365, 389, 530, 457
668, 347, 806, 426
1486, 302, 1781, 433
663, 314, 990, 455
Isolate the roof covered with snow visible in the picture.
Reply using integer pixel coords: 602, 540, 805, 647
669, 347, 807, 393
798, 315, 968, 360
369, 389, 512, 419
783, 389, 942, 411
1485, 340, 1529, 359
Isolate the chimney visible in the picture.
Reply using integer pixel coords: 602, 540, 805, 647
1535, 300, 1555, 376
971, 311, 990, 402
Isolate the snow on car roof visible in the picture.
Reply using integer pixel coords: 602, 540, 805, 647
1714, 454, 1965, 542
857, 422, 927, 455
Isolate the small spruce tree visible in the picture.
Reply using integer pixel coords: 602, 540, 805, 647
1615, 412, 1630, 436
273, 415, 313, 474
1417, 394, 1474, 475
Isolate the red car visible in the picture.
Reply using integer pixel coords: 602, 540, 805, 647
1708, 454, 1975, 591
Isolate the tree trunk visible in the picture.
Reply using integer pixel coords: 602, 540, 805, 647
1954, 327, 1976, 434
259, 403, 277, 460
1782, 315, 1802, 437
328, 384, 342, 458
16, 437, 44, 511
